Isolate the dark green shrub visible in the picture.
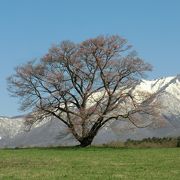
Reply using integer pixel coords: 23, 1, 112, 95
177, 137, 180, 147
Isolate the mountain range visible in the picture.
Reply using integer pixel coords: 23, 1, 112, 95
0, 75, 180, 148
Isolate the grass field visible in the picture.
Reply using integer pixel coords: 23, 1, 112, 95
0, 147, 179, 180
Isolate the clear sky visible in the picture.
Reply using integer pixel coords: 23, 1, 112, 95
0, 0, 179, 116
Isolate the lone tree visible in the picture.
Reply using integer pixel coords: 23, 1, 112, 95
8, 35, 157, 147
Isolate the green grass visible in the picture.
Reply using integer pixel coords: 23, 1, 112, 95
0, 147, 179, 179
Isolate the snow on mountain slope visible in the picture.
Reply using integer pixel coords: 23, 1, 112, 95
0, 116, 25, 138
136, 75, 180, 99
0, 75, 180, 147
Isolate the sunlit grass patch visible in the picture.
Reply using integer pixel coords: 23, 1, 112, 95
0, 147, 179, 179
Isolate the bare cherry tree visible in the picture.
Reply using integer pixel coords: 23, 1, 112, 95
7, 35, 157, 147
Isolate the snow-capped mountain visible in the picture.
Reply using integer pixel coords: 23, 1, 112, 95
0, 75, 180, 148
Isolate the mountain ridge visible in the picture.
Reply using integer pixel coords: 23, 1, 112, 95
0, 75, 180, 147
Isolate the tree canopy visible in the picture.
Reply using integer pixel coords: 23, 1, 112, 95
8, 35, 157, 147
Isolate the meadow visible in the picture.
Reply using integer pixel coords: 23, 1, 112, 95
0, 147, 179, 180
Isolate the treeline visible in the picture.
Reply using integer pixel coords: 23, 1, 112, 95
124, 137, 180, 148
103, 137, 180, 148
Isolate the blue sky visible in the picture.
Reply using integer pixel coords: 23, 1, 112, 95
0, 0, 179, 116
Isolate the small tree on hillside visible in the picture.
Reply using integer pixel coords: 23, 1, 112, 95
7, 35, 158, 147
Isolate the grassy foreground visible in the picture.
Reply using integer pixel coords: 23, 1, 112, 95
0, 147, 179, 180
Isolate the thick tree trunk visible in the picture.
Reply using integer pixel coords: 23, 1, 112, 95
78, 121, 103, 147
79, 136, 94, 147
71, 129, 95, 147
73, 120, 103, 147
